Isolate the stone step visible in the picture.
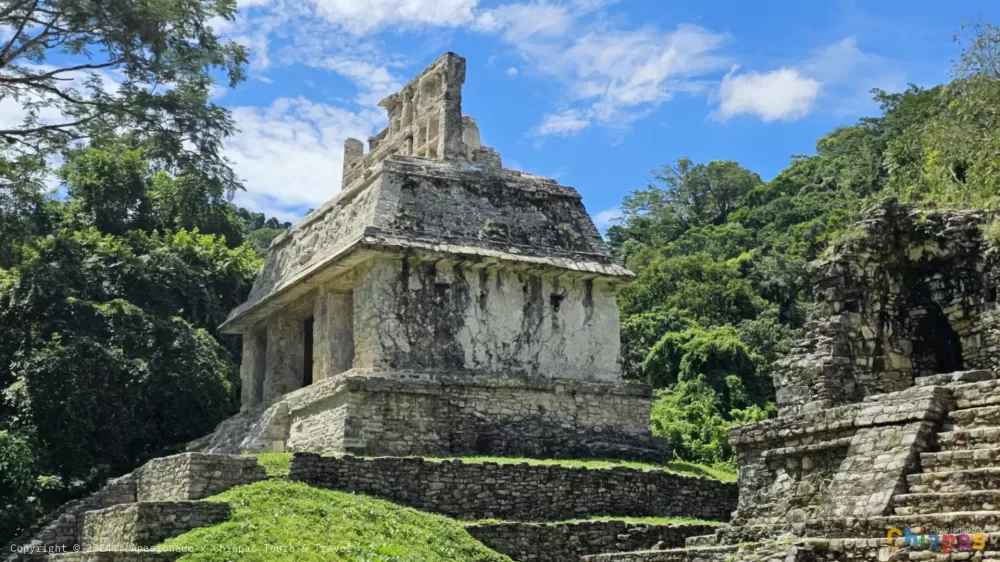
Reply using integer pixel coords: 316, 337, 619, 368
894, 490, 1000, 515
953, 380, 1000, 409
582, 536, 1000, 561
916, 370, 996, 387
907, 468, 1000, 494
902, 551, 1000, 561
582, 544, 738, 561
922, 447, 1000, 473
937, 427, 1000, 451
950, 405, 1000, 430
715, 512, 1000, 543
80, 501, 230, 550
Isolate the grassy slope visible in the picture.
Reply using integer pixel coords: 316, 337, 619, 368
159, 480, 511, 562
246, 452, 736, 482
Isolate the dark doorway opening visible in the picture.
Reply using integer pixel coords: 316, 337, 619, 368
914, 305, 963, 374
303, 317, 314, 387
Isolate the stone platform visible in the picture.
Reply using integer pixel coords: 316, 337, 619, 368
189, 369, 670, 462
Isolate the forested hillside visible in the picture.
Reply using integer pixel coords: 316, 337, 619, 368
609, 20, 1000, 469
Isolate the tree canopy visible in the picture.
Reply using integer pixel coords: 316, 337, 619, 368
0, 0, 289, 544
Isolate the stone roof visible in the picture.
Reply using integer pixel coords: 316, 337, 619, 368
220, 52, 630, 333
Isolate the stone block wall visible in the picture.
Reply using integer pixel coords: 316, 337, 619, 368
774, 199, 999, 415
279, 370, 668, 462
466, 521, 719, 562
5, 474, 136, 560
134, 453, 266, 501
9, 453, 262, 560
194, 369, 670, 461
727, 384, 951, 528
289, 454, 737, 522
80, 502, 230, 550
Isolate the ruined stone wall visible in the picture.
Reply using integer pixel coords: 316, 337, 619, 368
325, 373, 663, 460
775, 200, 998, 415
134, 454, 265, 502
80, 502, 229, 550
289, 454, 737, 522
342, 53, 466, 189
727, 384, 950, 528
466, 521, 719, 562
353, 257, 622, 382
8, 453, 263, 559
5, 475, 136, 559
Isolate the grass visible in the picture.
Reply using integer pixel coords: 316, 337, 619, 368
158, 480, 511, 562
241, 451, 736, 482
245, 452, 292, 477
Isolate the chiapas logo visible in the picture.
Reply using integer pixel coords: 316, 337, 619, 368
887, 527, 986, 553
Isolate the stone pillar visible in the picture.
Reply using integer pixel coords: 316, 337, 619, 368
240, 331, 256, 411
329, 292, 355, 377
264, 313, 305, 402
241, 330, 268, 411
313, 287, 356, 383
440, 55, 466, 159
251, 334, 266, 406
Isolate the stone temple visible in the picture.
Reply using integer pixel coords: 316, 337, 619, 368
191, 52, 669, 462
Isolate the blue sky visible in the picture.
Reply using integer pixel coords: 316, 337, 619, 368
209, 0, 1000, 229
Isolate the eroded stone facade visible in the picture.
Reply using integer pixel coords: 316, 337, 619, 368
776, 199, 999, 415
198, 52, 666, 461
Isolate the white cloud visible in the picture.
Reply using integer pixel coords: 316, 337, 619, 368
593, 207, 622, 230
474, 1, 572, 41
709, 36, 903, 122
307, 0, 479, 34
506, 67, 519, 78
519, 23, 731, 135
536, 109, 592, 135
715, 67, 821, 122
226, 97, 385, 219
309, 57, 404, 105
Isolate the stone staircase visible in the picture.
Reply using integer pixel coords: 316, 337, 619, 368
7, 454, 266, 562
584, 371, 1000, 562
